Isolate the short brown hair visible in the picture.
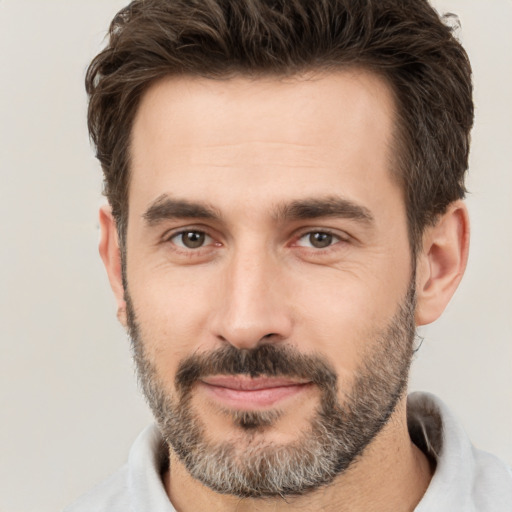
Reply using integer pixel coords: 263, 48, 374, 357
86, 0, 473, 251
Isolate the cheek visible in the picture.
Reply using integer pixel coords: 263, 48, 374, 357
291, 267, 407, 377
128, 269, 216, 378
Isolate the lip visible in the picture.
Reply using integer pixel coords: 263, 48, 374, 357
198, 375, 312, 408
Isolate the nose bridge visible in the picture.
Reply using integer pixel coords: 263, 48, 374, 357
213, 241, 292, 349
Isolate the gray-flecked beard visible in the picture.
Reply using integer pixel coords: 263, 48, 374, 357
126, 283, 416, 499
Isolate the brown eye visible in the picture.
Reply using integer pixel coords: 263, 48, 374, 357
309, 232, 333, 248
172, 231, 210, 249
296, 231, 341, 249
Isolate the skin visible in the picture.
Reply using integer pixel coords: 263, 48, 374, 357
100, 70, 470, 511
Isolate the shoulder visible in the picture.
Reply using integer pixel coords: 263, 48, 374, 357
63, 424, 172, 512
471, 448, 512, 510
409, 392, 512, 512
63, 464, 131, 512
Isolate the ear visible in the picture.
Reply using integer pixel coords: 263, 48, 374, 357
98, 205, 127, 327
415, 201, 470, 326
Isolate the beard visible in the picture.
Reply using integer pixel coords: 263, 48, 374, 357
125, 282, 416, 499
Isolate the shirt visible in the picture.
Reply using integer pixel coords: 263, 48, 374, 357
63, 392, 512, 511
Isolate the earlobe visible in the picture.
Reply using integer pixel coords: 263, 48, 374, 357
98, 205, 128, 327
415, 201, 470, 326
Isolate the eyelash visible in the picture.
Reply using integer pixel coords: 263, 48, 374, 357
164, 228, 219, 255
163, 226, 350, 256
291, 229, 349, 252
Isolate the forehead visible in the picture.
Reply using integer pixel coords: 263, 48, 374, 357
128, 70, 399, 217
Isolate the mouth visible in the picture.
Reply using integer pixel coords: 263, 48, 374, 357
198, 375, 313, 409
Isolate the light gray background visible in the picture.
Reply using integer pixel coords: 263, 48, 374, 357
0, 1, 510, 511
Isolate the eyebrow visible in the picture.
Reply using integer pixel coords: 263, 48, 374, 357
275, 196, 374, 225
142, 194, 374, 227
142, 195, 221, 225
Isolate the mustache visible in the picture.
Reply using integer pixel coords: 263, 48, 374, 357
174, 344, 338, 395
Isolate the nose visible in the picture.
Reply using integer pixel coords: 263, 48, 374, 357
210, 248, 293, 350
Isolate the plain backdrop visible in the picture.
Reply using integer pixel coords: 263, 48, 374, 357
0, 1, 510, 511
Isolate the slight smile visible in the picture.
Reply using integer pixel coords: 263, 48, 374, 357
198, 375, 313, 409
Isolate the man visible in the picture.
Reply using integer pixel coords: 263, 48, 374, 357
66, 0, 512, 510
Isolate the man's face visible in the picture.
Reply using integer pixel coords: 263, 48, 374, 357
123, 71, 415, 496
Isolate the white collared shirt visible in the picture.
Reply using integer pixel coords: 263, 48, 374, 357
64, 392, 512, 511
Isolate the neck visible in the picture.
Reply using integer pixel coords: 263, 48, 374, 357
164, 396, 433, 512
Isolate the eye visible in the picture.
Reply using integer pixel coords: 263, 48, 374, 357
296, 231, 342, 249
170, 230, 213, 249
